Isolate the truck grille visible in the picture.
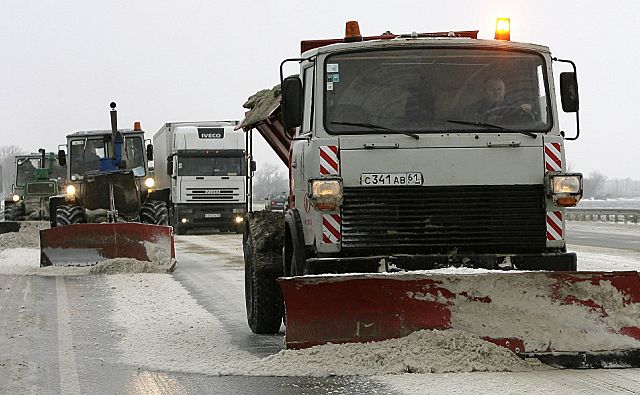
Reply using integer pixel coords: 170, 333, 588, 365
185, 187, 241, 202
341, 185, 546, 255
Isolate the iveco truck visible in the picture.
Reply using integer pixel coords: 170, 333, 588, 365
153, 121, 247, 234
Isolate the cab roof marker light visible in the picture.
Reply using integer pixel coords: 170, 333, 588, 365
344, 21, 363, 43
495, 18, 510, 41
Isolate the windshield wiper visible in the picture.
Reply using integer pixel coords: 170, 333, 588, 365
446, 120, 537, 139
331, 121, 419, 140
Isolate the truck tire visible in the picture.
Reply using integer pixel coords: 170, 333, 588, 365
170, 206, 185, 235
244, 225, 283, 334
56, 205, 83, 226
141, 201, 169, 225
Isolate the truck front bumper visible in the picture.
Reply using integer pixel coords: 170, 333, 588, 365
175, 204, 245, 231
305, 252, 577, 274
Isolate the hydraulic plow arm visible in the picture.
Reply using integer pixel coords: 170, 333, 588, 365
279, 271, 640, 368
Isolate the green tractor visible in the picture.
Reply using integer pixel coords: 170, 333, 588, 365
3, 149, 65, 221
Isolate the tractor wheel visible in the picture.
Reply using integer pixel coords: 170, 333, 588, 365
244, 226, 283, 334
55, 205, 84, 226
5, 203, 25, 221
141, 201, 169, 225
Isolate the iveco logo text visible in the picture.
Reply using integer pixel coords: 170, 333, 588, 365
199, 132, 223, 138
198, 128, 225, 139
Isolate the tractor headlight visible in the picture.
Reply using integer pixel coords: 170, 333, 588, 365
547, 173, 582, 207
310, 179, 342, 211
12, 194, 20, 202
66, 184, 76, 196
145, 177, 155, 188
234, 216, 244, 223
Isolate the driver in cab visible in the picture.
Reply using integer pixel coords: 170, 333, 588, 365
466, 77, 532, 123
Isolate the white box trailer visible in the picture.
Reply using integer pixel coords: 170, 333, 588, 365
153, 121, 246, 234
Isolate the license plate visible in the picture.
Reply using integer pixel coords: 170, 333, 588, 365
360, 172, 423, 186
204, 213, 222, 218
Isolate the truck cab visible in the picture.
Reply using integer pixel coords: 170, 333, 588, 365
153, 121, 247, 234
243, 20, 583, 277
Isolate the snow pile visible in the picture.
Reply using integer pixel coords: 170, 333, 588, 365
244, 329, 533, 376
89, 258, 172, 274
0, 222, 47, 250
106, 273, 535, 377
0, 249, 172, 276
0, 248, 40, 274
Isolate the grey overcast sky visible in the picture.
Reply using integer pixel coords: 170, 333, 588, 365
1, 0, 639, 179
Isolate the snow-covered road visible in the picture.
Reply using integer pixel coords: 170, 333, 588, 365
0, 222, 639, 393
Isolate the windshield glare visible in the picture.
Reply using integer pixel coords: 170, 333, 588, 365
324, 48, 551, 133
177, 156, 246, 177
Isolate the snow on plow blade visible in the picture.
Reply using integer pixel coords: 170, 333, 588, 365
40, 223, 176, 269
280, 271, 640, 368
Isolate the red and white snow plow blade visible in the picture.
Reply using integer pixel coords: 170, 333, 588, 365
39, 223, 176, 270
280, 271, 640, 368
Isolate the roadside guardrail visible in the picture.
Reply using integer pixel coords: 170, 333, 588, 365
566, 208, 640, 224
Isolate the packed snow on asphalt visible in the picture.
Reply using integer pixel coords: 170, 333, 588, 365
1, 221, 639, 393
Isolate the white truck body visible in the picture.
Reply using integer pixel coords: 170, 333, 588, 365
153, 121, 246, 232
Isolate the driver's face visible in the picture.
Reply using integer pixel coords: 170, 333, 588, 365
485, 79, 506, 104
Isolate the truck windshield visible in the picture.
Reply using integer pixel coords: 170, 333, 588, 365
69, 135, 146, 179
177, 156, 246, 177
69, 138, 106, 178
123, 136, 146, 177
324, 48, 551, 134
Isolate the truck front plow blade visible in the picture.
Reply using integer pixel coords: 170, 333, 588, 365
40, 223, 176, 270
279, 271, 640, 368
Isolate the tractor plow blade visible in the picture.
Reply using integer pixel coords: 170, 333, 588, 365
40, 223, 176, 269
279, 271, 640, 368
0, 221, 21, 234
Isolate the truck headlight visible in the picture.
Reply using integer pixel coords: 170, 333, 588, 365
310, 179, 342, 211
12, 194, 20, 202
145, 177, 155, 188
66, 185, 76, 196
547, 173, 582, 207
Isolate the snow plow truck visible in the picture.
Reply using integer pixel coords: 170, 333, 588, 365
40, 103, 176, 269
239, 19, 640, 368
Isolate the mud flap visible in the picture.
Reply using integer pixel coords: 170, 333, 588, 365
40, 223, 176, 269
279, 271, 640, 368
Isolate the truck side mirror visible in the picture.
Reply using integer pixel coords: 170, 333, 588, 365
281, 76, 303, 131
560, 72, 579, 113
166, 156, 173, 176
250, 160, 256, 172
146, 144, 154, 161
58, 150, 66, 167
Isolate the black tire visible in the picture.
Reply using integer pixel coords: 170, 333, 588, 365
244, 228, 283, 334
5, 203, 25, 221
55, 205, 84, 226
170, 206, 185, 235
140, 200, 169, 225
